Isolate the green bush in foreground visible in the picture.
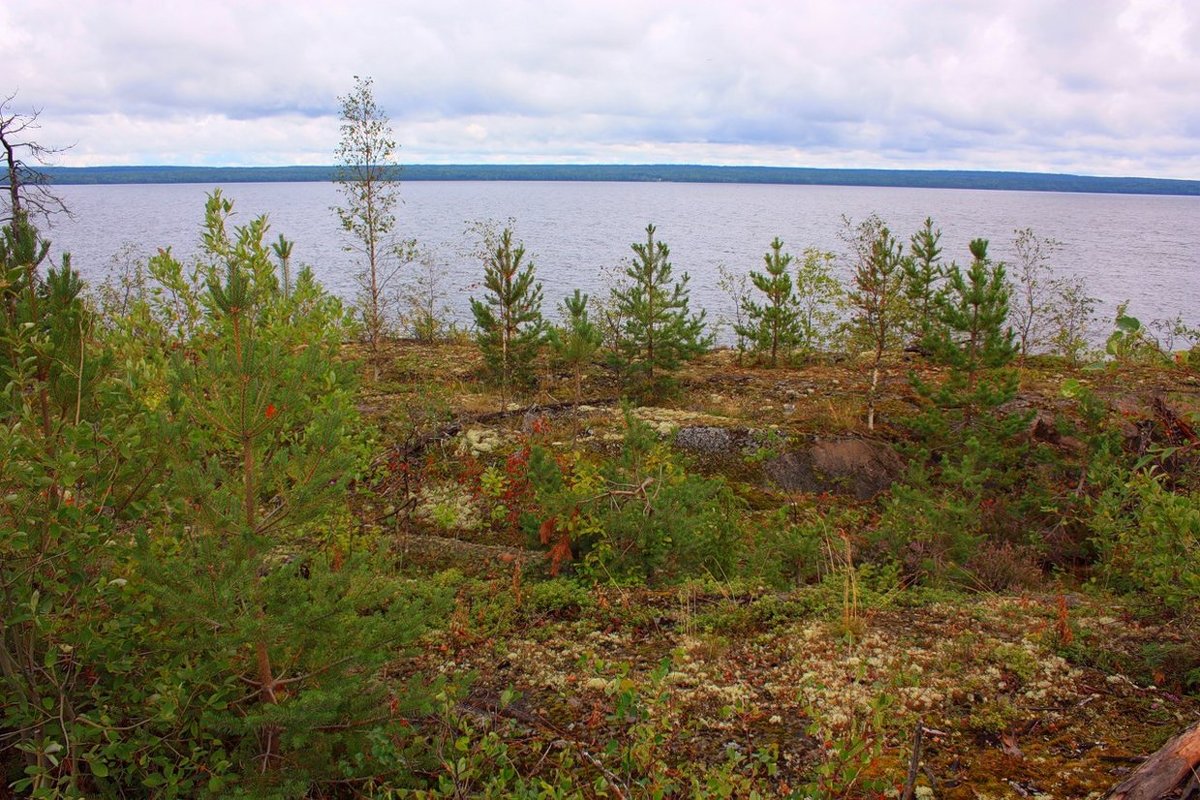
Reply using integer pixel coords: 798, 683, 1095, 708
1, 197, 448, 798
133, 193, 445, 795
1091, 470, 1200, 615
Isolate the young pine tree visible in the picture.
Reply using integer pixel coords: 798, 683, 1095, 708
902, 217, 945, 345
911, 240, 1029, 546
549, 288, 602, 409
470, 227, 545, 412
735, 236, 804, 366
271, 233, 294, 299
610, 224, 711, 401
848, 223, 906, 431
139, 193, 441, 793
917, 238, 1019, 437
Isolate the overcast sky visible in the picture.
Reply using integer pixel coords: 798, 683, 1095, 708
5, 1, 1198, 178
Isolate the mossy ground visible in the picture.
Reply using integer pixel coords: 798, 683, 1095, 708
357, 340, 1200, 798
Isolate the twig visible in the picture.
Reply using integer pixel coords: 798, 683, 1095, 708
576, 746, 629, 800
901, 719, 925, 800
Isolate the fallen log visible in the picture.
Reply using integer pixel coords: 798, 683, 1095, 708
1103, 719, 1200, 800
394, 530, 539, 574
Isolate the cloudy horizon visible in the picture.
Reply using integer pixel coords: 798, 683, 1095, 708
5, 1, 1199, 179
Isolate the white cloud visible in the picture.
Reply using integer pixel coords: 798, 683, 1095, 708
4, 0, 1199, 177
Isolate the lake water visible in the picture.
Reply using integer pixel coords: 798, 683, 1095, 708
41, 181, 1199, 340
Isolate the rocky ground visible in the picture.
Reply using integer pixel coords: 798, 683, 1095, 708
359, 341, 1200, 798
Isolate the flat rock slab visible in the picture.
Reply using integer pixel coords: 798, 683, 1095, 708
673, 425, 758, 455
763, 438, 904, 500
672, 425, 904, 499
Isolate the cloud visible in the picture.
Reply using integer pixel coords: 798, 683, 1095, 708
3, 0, 1199, 177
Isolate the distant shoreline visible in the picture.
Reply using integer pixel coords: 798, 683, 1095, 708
35, 164, 1200, 196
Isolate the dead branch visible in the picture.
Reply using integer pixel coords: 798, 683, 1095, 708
1103, 719, 1200, 800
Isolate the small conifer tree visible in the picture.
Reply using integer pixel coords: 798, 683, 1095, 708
140, 193, 440, 791
911, 240, 1028, 537
550, 288, 602, 409
470, 227, 545, 411
610, 224, 711, 401
735, 237, 804, 366
923, 239, 1017, 413
902, 217, 945, 345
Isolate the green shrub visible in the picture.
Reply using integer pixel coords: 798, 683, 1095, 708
1091, 470, 1200, 614
525, 412, 743, 582
525, 578, 594, 616
873, 467, 983, 585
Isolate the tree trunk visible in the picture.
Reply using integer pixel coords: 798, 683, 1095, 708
1103, 719, 1200, 800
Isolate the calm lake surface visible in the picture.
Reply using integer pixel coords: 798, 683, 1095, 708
44, 181, 1199, 338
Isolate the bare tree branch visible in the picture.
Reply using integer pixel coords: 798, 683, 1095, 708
1, 91, 72, 226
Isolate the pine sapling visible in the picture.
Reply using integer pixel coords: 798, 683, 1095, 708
550, 288, 602, 409
735, 237, 803, 366
470, 227, 545, 412
610, 224, 710, 401
915, 238, 1020, 452
902, 217, 945, 346
271, 234, 294, 299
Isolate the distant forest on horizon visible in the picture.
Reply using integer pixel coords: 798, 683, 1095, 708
36, 163, 1200, 196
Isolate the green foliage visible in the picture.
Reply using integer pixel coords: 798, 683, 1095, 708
525, 578, 595, 616
525, 412, 742, 582
470, 227, 545, 409
734, 237, 804, 366
1045, 274, 1098, 365
548, 289, 602, 405
0, 212, 167, 797
894, 244, 1046, 584
799, 682, 896, 799
749, 505, 865, 589
847, 217, 906, 429
1101, 303, 1164, 365
400, 247, 458, 342
915, 238, 1019, 435
1091, 470, 1200, 614
0, 194, 447, 797
873, 466, 982, 584
271, 233, 294, 299
714, 262, 751, 352
1008, 227, 1061, 357
609, 224, 711, 401
117, 192, 444, 793
793, 247, 847, 354
901, 216, 945, 344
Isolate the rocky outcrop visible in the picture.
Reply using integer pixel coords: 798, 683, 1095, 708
762, 437, 905, 500
672, 425, 905, 499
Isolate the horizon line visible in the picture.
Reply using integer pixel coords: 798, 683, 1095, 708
33, 163, 1200, 196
